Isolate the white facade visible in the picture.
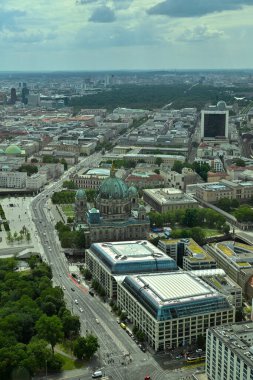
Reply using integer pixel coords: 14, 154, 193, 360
0, 172, 27, 188
206, 323, 253, 380
118, 272, 235, 351
26, 173, 47, 190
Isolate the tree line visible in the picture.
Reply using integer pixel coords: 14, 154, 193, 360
52, 189, 97, 204
149, 207, 227, 238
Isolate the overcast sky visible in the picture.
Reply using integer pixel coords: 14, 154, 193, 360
1, 0, 253, 71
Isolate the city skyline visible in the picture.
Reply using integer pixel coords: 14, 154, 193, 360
1, 0, 253, 71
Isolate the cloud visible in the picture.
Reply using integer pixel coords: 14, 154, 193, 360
76, 23, 162, 47
76, 0, 99, 4
2, 31, 57, 44
178, 25, 224, 42
89, 6, 116, 22
0, 9, 26, 31
147, 0, 253, 18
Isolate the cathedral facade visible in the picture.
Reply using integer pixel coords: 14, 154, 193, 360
74, 168, 149, 247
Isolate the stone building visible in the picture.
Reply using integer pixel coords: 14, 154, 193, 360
74, 167, 150, 247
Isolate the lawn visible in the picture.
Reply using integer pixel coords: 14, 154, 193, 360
56, 353, 85, 371
61, 204, 75, 218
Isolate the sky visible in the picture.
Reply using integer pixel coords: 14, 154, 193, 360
1, 0, 253, 71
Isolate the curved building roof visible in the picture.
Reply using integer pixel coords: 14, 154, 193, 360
5, 145, 22, 155
128, 185, 138, 196
99, 171, 129, 199
75, 188, 86, 199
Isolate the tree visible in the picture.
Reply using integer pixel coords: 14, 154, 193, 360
61, 311, 80, 339
35, 315, 63, 353
26, 338, 51, 373
18, 164, 38, 176
216, 198, 232, 212
232, 158, 245, 167
222, 224, 230, 235
31, 158, 38, 163
73, 335, 99, 360
155, 157, 163, 167
172, 160, 184, 174
190, 227, 205, 245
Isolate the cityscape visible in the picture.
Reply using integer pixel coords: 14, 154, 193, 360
2, 1, 253, 380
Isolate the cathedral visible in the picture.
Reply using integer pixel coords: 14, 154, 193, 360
74, 167, 150, 247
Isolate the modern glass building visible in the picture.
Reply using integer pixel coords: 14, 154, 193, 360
85, 240, 178, 298
117, 272, 235, 351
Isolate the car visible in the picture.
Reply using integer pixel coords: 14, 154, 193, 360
62, 286, 66, 290
196, 349, 203, 353
144, 376, 151, 380
71, 288, 75, 292
74, 299, 78, 305
141, 347, 146, 353
79, 307, 83, 312
95, 318, 100, 324
92, 370, 102, 378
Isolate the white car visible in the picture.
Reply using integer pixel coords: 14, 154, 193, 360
74, 299, 78, 305
79, 307, 83, 312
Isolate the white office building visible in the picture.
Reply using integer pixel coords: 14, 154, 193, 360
206, 322, 253, 380
117, 272, 235, 351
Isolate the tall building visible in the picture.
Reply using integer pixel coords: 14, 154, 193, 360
206, 322, 253, 380
201, 110, 229, 140
10, 88, 17, 104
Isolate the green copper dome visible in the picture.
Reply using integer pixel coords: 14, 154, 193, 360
128, 185, 138, 196
5, 145, 22, 155
99, 176, 129, 199
75, 188, 86, 199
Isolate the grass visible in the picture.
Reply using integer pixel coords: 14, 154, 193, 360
217, 243, 234, 257
56, 353, 85, 371
61, 204, 75, 218
235, 262, 251, 267
235, 242, 253, 252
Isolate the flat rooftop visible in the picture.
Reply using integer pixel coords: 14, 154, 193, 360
215, 241, 253, 268
143, 188, 198, 205
92, 240, 169, 261
89, 240, 177, 274
122, 272, 231, 320
211, 322, 253, 369
139, 272, 211, 301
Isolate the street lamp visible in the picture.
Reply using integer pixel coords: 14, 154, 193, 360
45, 359, 48, 380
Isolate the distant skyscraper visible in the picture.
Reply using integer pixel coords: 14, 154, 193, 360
22, 87, 29, 104
10, 88, 17, 104
201, 109, 229, 139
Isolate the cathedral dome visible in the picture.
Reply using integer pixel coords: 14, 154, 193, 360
75, 188, 86, 199
99, 175, 129, 199
5, 145, 22, 155
128, 185, 138, 196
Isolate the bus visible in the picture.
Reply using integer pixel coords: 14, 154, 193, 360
186, 356, 205, 364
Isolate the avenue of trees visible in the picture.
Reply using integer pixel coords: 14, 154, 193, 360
0, 257, 98, 379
